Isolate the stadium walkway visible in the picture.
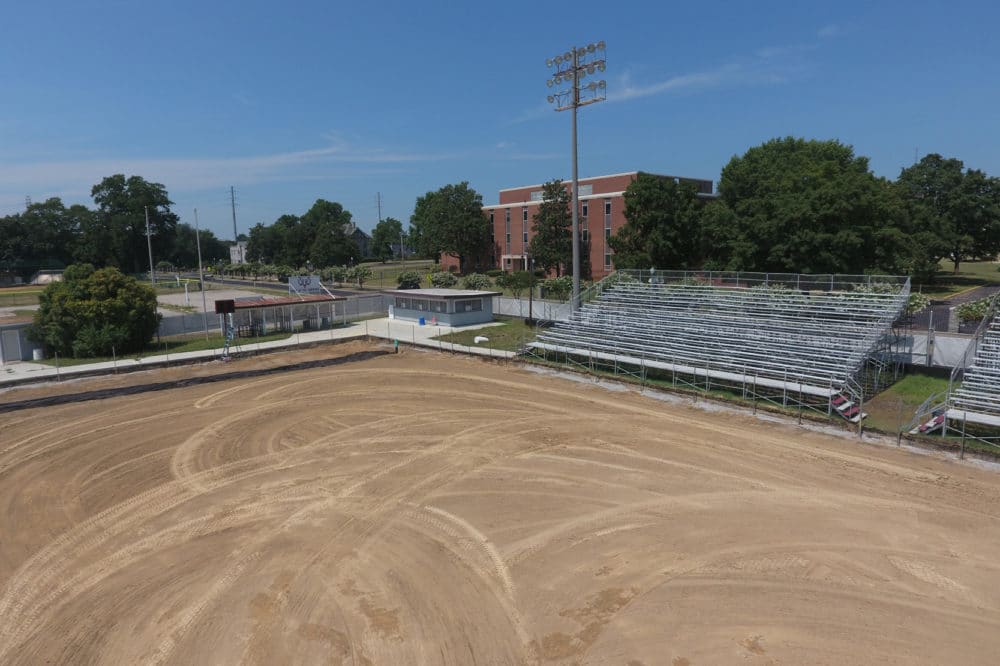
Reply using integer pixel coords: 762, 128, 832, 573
0, 317, 512, 388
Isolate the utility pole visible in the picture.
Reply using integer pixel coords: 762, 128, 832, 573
230, 186, 240, 262
376, 192, 383, 223
546, 41, 606, 312
194, 208, 210, 340
145, 205, 156, 286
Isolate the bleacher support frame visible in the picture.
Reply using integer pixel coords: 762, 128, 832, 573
525, 269, 911, 422
938, 295, 1000, 455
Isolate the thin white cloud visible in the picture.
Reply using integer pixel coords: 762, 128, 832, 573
0, 142, 459, 214
509, 37, 821, 117
818, 24, 841, 38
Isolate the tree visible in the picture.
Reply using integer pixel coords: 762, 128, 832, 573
344, 265, 371, 289
30, 264, 160, 357
410, 182, 490, 273
0, 198, 89, 279
82, 175, 179, 273
304, 199, 356, 268
706, 137, 904, 274
397, 271, 422, 289
609, 173, 705, 269
371, 217, 404, 262
528, 180, 572, 275
896, 154, 1000, 274
169, 223, 229, 268
496, 270, 532, 299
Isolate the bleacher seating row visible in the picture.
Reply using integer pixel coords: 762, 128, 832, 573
948, 318, 1000, 426
530, 276, 909, 401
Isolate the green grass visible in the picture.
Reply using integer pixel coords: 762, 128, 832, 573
35, 331, 294, 366
0, 290, 42, 307
863, 372, 952, 432
158, 303, 198, 313
914, 260, 1000, 299
430, 316, 537, 351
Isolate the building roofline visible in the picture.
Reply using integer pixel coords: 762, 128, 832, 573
498, 171, 640, 193
484, 190, 717, 209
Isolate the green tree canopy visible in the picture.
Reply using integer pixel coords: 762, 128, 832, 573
896, 154, 1000, 274
304, 199, 357, 267
410, 182, 490, 273
80, 174, 179, 273
0, 198, 89, 279
609, 173, 705, 269
370, 217, 405, 262
706, 137, 904, 274
168, 223, 229, 268
528, 180, 573, 276
30, 264, 160, 357
246, 200, 356, 268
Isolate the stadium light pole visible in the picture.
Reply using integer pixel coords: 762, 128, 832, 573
546, 41, 606, 312
145, 205, 156, 287
194, 208, 210, 340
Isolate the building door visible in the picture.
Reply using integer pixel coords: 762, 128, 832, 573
1, 329, 21, 362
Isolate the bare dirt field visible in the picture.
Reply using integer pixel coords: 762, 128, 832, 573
2, 341, 1000, 664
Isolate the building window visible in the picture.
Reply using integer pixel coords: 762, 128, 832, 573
505, 257, 512, 267
581, 201, 588, 220
604, 209, 612, 239
455, 298, 483, 313
604, 253, 612, 268
505, 209, 511, 252
582, 228, 589, 243
604, 199, 611, 218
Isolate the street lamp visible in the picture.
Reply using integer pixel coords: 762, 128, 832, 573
546, 41, 606, 312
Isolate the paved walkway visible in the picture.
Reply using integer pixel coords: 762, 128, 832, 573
0, 318, 513, 388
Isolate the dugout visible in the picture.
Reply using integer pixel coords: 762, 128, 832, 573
214, 294, 345, 337
383, 289, 501, 326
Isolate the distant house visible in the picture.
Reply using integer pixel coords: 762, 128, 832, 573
346, 224, 371, 261
229, 241, 248, 265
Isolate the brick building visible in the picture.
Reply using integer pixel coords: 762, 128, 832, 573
442, 171, 714, 279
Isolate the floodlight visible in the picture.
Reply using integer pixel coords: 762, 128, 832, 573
542, 39, 607, 314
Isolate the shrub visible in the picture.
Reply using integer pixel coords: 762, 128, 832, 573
397, 271, 423, 289
461, 273, 492, 290
485, 269, 503, 278
430, 271, 459, 288
906, 292, 930, 315
541, 276, 572, 301
957, 297, 993, 323
30, 264, 160, 357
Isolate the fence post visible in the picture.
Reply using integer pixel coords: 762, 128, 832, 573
112, 345, 117, 373
960, 413, 967, 459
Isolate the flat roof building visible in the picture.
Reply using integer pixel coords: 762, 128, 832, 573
383, 289, 501, 326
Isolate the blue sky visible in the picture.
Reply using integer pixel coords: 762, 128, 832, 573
1, 1, 997, 239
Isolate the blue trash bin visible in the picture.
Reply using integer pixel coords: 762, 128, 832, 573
418, 317, 426, 326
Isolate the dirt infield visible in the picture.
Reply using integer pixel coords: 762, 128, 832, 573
2, 342, 1000, 664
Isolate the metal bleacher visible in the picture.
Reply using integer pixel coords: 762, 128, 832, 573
528, 270, 910, 415
946, 301, 1000, 429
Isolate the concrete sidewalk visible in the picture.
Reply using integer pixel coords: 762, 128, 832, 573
0, 317, 515, 388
